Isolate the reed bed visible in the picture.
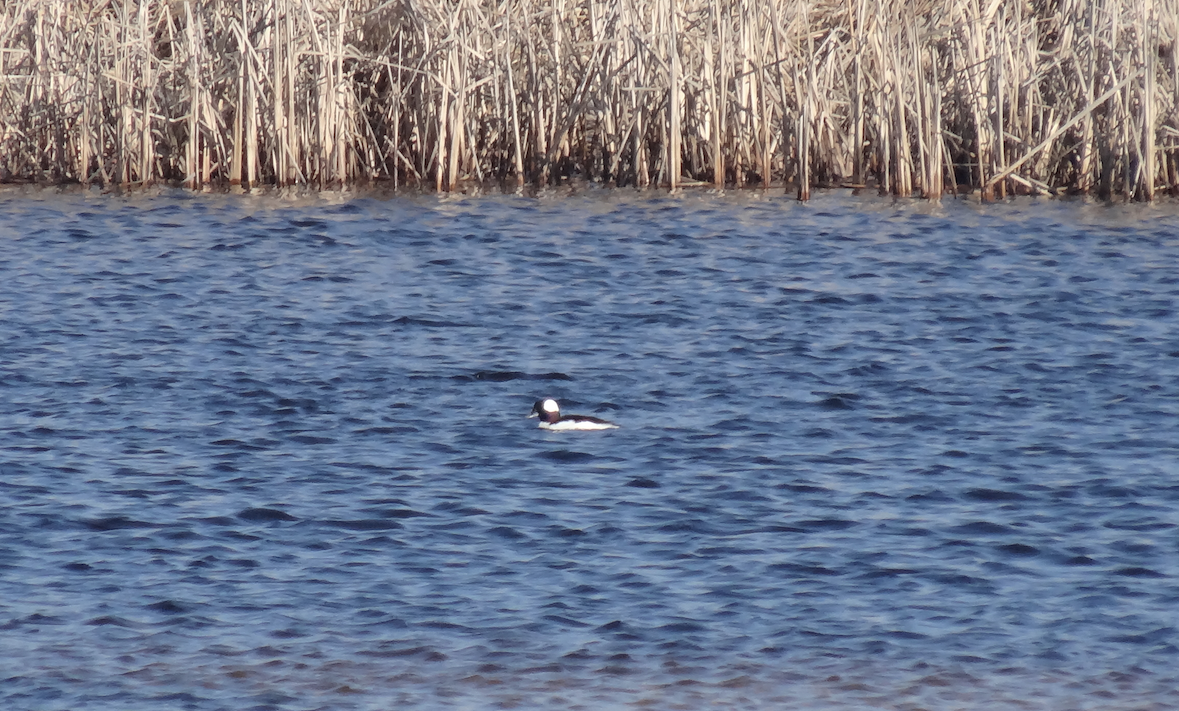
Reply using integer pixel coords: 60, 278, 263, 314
1, 0, 1177, 199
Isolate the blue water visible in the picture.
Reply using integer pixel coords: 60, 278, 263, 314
2, 186, 1178, 710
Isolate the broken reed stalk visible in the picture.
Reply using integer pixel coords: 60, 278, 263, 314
0, 0, 1177, 199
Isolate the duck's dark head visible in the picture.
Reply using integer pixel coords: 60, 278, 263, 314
529, 398, 562, 423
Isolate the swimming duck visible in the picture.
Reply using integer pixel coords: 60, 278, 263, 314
528, 398, 619, 430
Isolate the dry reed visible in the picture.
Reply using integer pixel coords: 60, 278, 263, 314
1, 0, 1177, 199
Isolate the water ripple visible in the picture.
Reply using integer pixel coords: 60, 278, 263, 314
1, 188, 1178, 709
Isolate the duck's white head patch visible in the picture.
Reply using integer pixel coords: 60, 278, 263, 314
542, 399, 560, 413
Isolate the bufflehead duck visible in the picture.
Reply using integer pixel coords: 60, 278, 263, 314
528, 398, 619, 430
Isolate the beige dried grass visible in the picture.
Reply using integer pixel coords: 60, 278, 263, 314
0, 0, 1176, 199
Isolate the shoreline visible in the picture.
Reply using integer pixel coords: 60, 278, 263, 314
6, 177, 1174, 205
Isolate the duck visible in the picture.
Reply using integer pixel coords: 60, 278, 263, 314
528, 398, 619, 430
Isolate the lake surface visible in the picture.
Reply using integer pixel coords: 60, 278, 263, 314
2, 186, 1178, 710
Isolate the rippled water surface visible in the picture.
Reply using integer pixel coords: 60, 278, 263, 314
3, 187, 1179, 710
